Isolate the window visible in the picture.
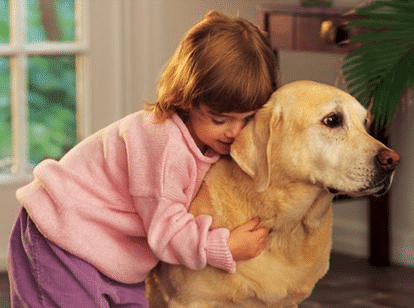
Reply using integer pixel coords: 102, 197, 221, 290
0, 0, 89, 180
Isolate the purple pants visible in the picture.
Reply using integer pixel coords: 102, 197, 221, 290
8, 208, 149, 308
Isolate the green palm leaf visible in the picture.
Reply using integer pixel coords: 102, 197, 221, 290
342, 0, 414, 133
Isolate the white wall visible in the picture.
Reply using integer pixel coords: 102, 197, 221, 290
158, 0, 295, 73
390, 93, 414, 266
0, 183, 23, 271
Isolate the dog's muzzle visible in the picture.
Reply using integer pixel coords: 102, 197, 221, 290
327, 148, 400, 197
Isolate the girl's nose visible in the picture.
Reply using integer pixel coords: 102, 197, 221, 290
225, 122, 244, 138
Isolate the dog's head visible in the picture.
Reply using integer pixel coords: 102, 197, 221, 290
231, 80, 400, 197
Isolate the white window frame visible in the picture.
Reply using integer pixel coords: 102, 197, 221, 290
0, 0, 90, 184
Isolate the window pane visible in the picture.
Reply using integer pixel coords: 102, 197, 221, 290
28, 56, 76, 164
27, 0, 75, 43
0, 57, 11, 174
0, 0, 9, 44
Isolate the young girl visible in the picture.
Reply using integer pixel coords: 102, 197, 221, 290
8, 11, 278, 307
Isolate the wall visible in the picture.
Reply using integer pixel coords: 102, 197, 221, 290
0, 183, 23, 271
390, 93, 414, 266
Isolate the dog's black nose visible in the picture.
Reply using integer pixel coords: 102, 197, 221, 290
376, 148, 400, 173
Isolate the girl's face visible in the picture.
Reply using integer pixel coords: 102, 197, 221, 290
186, 104, 256, 155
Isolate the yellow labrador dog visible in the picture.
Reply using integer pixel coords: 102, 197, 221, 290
146, 80, 400, 308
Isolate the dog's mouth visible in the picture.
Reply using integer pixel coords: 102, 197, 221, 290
327, 187, 340, 194
370, 174, 394, 197
326, 172, 395, 198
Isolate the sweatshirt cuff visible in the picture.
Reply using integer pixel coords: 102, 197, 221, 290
206, 228, 236, 273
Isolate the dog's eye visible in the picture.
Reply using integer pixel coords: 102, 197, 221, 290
322, 113, 343, 128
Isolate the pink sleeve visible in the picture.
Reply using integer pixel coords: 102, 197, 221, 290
135, 196, 235, 273
206, 227, 236, 273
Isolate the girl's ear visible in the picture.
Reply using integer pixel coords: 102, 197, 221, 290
231, 100, 282, 192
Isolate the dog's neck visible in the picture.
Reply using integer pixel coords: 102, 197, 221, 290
258, 179, 333, 230
226, 160, 334, 232
204, 158, 334, 233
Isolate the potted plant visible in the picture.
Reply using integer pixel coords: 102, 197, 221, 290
343, 0, 414, 131
342, 0, 414, 266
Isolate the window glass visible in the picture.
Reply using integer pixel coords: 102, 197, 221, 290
27, 0, 75, 42
0, 0, 9, 44
28, 56, 76, 164
0, 57, 11, 174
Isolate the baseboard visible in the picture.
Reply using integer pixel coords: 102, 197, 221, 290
332, 218, 368, 258
332, 217, 414, 267
392, 230, 414, 267
0, 253, 7, 272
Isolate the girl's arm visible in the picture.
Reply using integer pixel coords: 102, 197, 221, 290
135, 197, 268, 274
189, 181, 269, 262
136, 195, 236, 272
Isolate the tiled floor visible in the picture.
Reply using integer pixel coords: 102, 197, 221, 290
1, 253, 414, 307
302, 253, 414, 307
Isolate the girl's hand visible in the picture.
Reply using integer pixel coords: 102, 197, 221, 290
228, 217, 269, 261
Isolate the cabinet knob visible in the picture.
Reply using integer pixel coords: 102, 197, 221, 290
320, 20, 349, 46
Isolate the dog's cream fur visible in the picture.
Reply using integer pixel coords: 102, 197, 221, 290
146, 81, 399, 308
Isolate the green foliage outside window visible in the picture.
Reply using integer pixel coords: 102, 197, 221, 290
27, 0, 75, 42
0, 0, 77, 173
0, 0, 8, 44
0, 1, 11, 172
0, 57, 11, 171
28, 55, 76, 164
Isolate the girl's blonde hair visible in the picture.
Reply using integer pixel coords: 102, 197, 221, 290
151, 11, 278, 122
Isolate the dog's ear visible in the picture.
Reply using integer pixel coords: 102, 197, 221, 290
366, 98, 374, 130
231, 101, 282, 192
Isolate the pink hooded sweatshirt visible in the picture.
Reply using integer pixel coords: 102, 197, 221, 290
17, 110, 235, 283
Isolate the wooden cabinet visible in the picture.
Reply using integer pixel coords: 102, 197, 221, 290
258, 4, 355, 54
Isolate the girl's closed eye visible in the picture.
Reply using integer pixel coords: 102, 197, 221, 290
212, 116, 227, 125
243, 114, 255, 125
